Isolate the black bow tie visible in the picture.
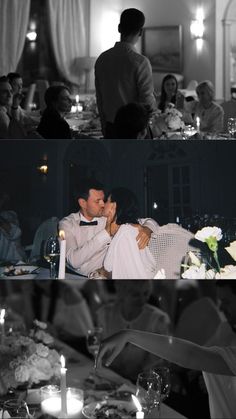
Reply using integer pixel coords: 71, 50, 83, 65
79, 220, 98, 226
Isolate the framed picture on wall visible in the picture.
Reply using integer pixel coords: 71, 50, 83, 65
142, 25, 183, 72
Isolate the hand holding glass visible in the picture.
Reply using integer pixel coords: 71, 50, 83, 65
87, 327, 103, 369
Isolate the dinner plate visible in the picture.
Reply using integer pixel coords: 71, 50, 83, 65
0, 264, 39, 279
82, 400, 136, 419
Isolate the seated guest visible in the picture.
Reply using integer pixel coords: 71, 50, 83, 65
97, 280, 170, 381
59, 178, 158, 277
0, 76, 13, 139
103, 187, 157, 279
0, 192, 26, 263
7, 72, 40, 134
193, 80, 224, 133
157, 74, 185, 113
37, 85, 72, 139
113, 102, 150, 139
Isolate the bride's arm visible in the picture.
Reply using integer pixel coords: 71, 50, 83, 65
97, 329, 233, 376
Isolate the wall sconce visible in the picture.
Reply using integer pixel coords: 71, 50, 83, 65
26, 20, 37, 42
190, 8, 205, 40
37, 165, 48, 175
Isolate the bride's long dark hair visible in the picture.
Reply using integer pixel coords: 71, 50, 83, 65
108, 187, 139, 225
158, 74, 178, 113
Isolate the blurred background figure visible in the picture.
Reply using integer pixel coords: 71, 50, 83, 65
37, 85, 72, 139
96, 280, 171, 382
0, 191, 26, 263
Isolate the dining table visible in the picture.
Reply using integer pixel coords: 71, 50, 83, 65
24, 340, 187, 419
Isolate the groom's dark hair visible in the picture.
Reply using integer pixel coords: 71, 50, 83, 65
76, 178, 104, 204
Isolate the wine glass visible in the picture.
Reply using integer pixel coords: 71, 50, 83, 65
86, 327, 103, 370
43, 236, 60, 278
227, 117, 236, 138
151, 366, 171, 402
2, 398, 32, 418
135, 371, 161, 416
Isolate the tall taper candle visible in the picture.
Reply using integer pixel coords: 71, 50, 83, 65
60, 355, 67, 417
0, 309, 6, 345
58, 230, 66, 279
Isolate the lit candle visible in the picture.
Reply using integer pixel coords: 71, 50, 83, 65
0, 309, 6, 345
71, 105, 77, 113
60, 355, 67, 417
196, 116, 200, 132
58, 230, 66, 279
77, 104, 83, 112
75, 94, 79, 104
132, 395, 144, 419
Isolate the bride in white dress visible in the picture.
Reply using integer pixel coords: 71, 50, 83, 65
103, 187, 157, 279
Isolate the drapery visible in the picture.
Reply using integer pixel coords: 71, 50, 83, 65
0, 0, 30, 76
47, 0, 89, 85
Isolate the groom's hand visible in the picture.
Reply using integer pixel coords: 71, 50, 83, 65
136, 225, 152, 249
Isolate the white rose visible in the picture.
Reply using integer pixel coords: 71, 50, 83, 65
215, 265, 236, 279
225, 241, 236, 262
182, 264, 206, 279
195, 226, 222, 242
153, 269, 166, 279
36, 343, 49, 357
15, 365, 30, 383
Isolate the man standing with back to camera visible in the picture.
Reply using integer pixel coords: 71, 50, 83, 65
95, 8, 157, 138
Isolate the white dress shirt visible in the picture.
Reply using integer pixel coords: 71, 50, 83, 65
59, 212, 111, 276
95, 41, 157, 132
104, 224, 157, 279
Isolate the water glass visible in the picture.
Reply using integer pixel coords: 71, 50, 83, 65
227, 117, 236, 138
151, 366, 171, 402
135, 371, 161, 416
2, 398, 31, 418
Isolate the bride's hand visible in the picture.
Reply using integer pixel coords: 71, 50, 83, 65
96, 330, 129, 368
136, 225, 152, 249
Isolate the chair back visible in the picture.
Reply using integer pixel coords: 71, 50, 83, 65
221, 100, 236, 132
29, 216, 59, 262
149, 223, 201, 279
36, 79, 49, 111
23, 83, 36, 111
174, 297, 222, 344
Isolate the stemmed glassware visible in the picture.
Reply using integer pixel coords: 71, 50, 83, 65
2, 399, 33, 418
86, 327, 103, 371
43, 236, 60, 278
151, 366, 171, 403
135, 371, 161, 417
227, 117, 236, 138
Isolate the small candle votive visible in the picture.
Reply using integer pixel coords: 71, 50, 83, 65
136, 412, 145, 419
40, 385, 84, 419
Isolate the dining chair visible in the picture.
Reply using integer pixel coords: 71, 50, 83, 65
174, 296, 222, 345
22, 82, 36, 111
28, 216, 59, 263
149, 223, 202, 279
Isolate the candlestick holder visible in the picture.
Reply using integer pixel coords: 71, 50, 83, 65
40, 385, 84, 419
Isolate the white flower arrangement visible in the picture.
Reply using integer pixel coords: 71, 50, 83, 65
0, 320, 60, 395
164, 103, 185, 131
182, 227, 236, 279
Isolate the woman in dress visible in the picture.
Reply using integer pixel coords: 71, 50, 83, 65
157, 74, 185, 113
103, 187, 157, 279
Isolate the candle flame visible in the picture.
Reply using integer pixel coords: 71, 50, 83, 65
0, 309, 6, 321
59, 230, 65, 240
132, 395, 142, 412
60, 355, 66, 368
75, 94, 79, 103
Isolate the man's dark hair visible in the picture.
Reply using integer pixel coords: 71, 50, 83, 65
216, 281, 236, 294
44, 85, 70, 107
119, 8, 145, 36
7, 72, 21, 84
75, 178, 104, 204
0, 76, 9, 84
109, 187, 139, 224
114, 102, 149, 139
